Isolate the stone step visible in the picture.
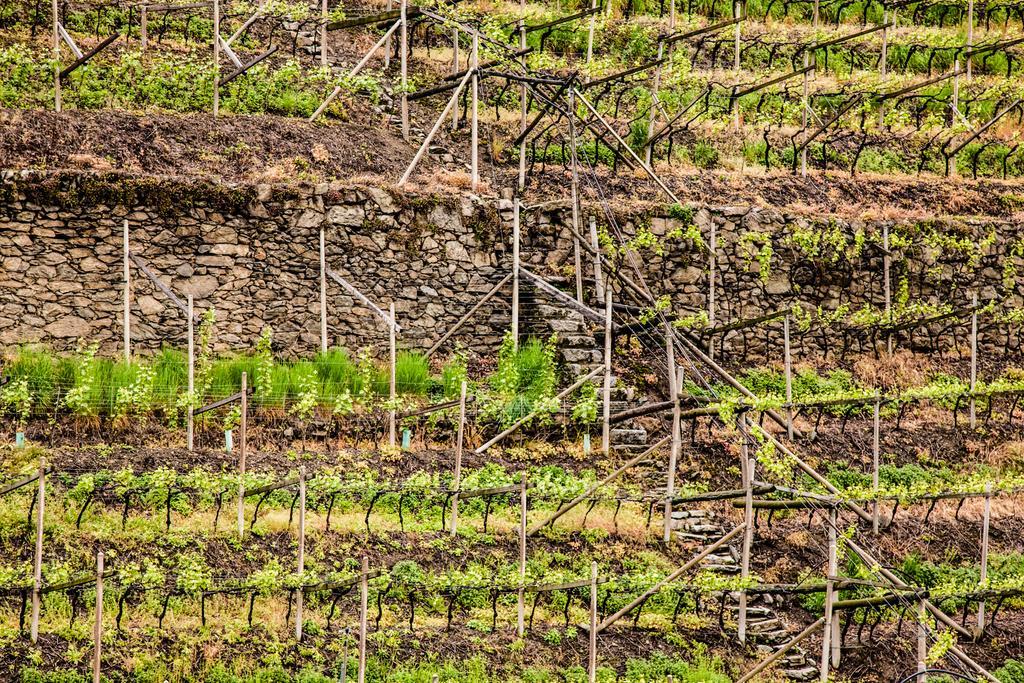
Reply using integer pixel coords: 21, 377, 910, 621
728, 606, 772, 618
746, 618, 783, 634
783, 666, 818, 681
703, 564, 740, 574
609, 427, 647, 445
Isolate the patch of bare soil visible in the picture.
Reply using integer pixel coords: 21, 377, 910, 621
0, 107, 421, 183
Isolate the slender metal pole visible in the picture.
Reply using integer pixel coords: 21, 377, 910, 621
123, 219, 130, 361
663, 328, 680, 544
451, 380, 467, 536
883, 224, 893, 353
588, 561, 598, 683
569, 88, 583, 304
320, 228, 328, 354
708, 221, 717, 358
601, 287, 613, 453
53, 0, 61, 111
872, 396, 880, 534
470, 32, 479, 191
585, 0, 596, 77
452, 28, 460, 130
187, 295, 194, 452
517, 472, 527, 637
590, 216, 603, 303
970, 291, 978, 429
389, 302, 397, 447
93, 549, 104, 683
358, 556, 368, 683
880, 8, 888, 78
976, 483, 991, 637
295, 466, 306, 640
512, 199, 520, 349
384, 0, 392, 68
646, 41, 665, 166
30, 458, 45, 643
801, 51, 809, 177
966, 0, 974, 79
738, 432, 754, 644
213, 0, 219, 116
820, 508, 836, 681
784, 315, 793, 440
400, 0, 409, 140
518, 22, 527, 190
917, 598, 928, 682
238, 372, 247, 539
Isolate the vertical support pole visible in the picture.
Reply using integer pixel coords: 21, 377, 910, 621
784, 315, 793, 440
452, 28, 460, 130
123, 219, 131, 361
732, 0, 741, 129
801, 50, 810, 177
93, 549, 104, 683
30, 458, 45, 643
358, 555, 368, 683
588, 561, 598, 683
238, 372, 247, 539
320, 0, 327, 67
320, 228, 328, 354
917, 598, 928, 682
965, 0, 974, 80
663, 326, 680, 544
517, 472, 527, 637
470, 32, 479, 191
512, 199, 521, 349
872, 395, 880, 534
970, 291, 978, 429
295, 466, 306, 640
384, 0, 392, 69
187, 294, 195, 453
213, 0, 219, 117
976, 483, 991, 638
52, 0, 61, 112
738, 424, 753, 644
820, 508, 837, 682
400, 0, 409, 140
569, 88, 583, 304
708, 220, 717, 358
952, 59, 961, 124
450, 380, 466, 537
645, 41, 665, 166
141, 5, 148, 51
585, 0, 597, 78
517, 22, 527, 190
590, 216, 604, 303
883, 224, 892, 354
813, 0, 819, 26
601, 287, 613, 454
880, 8, 888, 78
389, 302, 397, 448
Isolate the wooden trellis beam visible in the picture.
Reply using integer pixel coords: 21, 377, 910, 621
662, 13, 745, 46
802, 21, 892, 53
524, 6, 602, 33
218, 45, 279, 86
60, 33, 120, 79
732, 63, 814, 101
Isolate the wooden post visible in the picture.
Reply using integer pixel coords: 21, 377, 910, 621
238, 372, 247, 539
952, 59, 961, 124
708, 221, 717, 358
320, 0, 327, 67
976, 483, 991, 638
965, 0, 974, 80
30, 458, 45, 643
970, 291, 978, 429
517, 472, 527, 637
320, 228, 328, 354
585, 0, 596, 77
450, 380, 466, 536
512, 199, 521, 349
917, 598, 928, 682
470, 32, 479, 191
451, 28, 460, 130
830, 514, 841, 666
570, 88, 583, 305
517, 22, 527, 190
801, 51, 810, 177
812, 0, 819, 26
389, 302, 397, 448
663, 326, 680, 544
589, 216, 603, 303
93, 549, 104, 683
738, 431, 753, 644
872, 395, 880, 534
783, 315, 793, 440
588, 561, 598, 683
187, 294, 194, 452
883, 224, 892, 354
732, 0, 741, 129
645, 41, 665, 166
123, 219, 131, 361
384, 0, 392, 68
601, 287, 613, 453
880, 8, 888, 78
141, 5, 148, 51
820, 509, 837, 681
399, 0, 409, 140
295, 466, 306, 640
213, 0, 219, 116
358, 556, 368, 683
52, 0, 61, 111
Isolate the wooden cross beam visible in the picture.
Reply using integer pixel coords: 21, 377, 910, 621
218, 45, 279, 86
60, 33, 120, 79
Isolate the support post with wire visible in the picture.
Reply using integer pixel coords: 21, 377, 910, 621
601, 287, 612, 453
975, 482, 991, 638
663, 326, 680, 544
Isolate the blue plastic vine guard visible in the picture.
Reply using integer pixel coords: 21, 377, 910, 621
583, 433, 591, 454
225, 429, 233, 453
402, 428, 412, 450
15, 432, 25, 448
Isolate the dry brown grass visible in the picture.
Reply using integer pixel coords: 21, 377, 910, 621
852, 350, 930, 390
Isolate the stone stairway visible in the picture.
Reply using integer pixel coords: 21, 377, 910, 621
673, 509, 819, 682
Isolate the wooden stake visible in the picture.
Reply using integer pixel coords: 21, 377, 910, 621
450, 380, 466, 536
238, 372, 247, 539
917, 598, 928, 682
213, 0, 219, 116
320, 0, 327, 67
52, 0, 61, 111
30, 458, 45, 643
738, 431, 753, 644
970, 291, 978, 429
783, 315, 793, 440
452, 28, 460, 130
966, 0, 974, 79
569, 89, 583, 304
512, 199, 521, 349
732, 0, 741, 129
517, 22, 527, 190
470, 32, 479, 191
141, 5, 148, 51
123, 219, 130, 361
295, 466, 306, 641
589, 216, 604, 303
320, 228, 328, 354
399, 0, 409, 140
801, 51, 809, 177
645, 41, 665, 166
398, 68, 474, 185
976, 483, 991, 638
187, 294, 194, 453
384, 0, 392, 69
883, 224, 893, 354
93, 549, 104, 683
517, 472, 527, 637
663, 327, 680, 544
588, 561, 598, 683
601, 287, 613, 453
389, 302, 397, 448
880, 8, 888, 78
820, 509, 837, 681
872, 395, 880, 534
708, 221, 717, 358
358, 556, 368, 683
585, 0, 596, 77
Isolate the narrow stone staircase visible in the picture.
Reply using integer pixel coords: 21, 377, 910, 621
673, 509, 819, 682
